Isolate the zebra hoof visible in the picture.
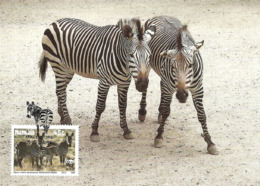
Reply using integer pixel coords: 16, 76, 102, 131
138, 113, 146, 122
124, 133, 134, 139
158, 114, 162, 124
208, 144, 219, 155
154, 138, 164, 148
90, 135, 100, 142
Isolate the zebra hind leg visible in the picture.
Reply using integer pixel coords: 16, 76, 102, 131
90, 82, 110, 142
138, 91, 147, 122
117, 84, 133, 139
55, 71, 74, 124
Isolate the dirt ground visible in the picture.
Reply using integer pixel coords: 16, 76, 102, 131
0, 0, 259, 185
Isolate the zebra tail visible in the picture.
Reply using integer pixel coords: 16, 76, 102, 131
39, 52, 48, 82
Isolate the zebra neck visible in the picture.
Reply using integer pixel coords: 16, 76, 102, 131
32, 106, 42, 116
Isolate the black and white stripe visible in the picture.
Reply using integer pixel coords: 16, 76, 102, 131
38, 18, 156, 141
27, 101, 53, 133
140, 16, 217, 154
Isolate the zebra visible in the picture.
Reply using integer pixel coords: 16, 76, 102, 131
48, 133, 74, 164
15, 141, 29, 168
16, 140, 42, 168
44, 145, 59, 166
140, 16, 218, 155
36, 132, 48, 166
26, 101, 53, 133
38, 18, 156, 141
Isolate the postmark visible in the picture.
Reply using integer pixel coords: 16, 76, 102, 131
11, 125, 79, 176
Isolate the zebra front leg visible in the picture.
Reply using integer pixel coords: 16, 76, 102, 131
90, 82, 110, 142
154, 93, 172, 148
18, 157, 23, 168
31, 157, 34, 167
40, 156, 43, 166
118, 83, 133, 139
138, 91, 147, 122
158, 81, 167, 124
36, 157, 40, 168
191, 88, 218, 155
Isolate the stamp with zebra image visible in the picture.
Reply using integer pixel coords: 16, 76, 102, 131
11, 125, 79, 176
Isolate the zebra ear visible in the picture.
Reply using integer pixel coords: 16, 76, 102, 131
27, 101, 29, 105
144, 24, 156, 42
66, 133, 68, 136
71, 133, 74, 137
32, 101, 34, 105
122, 25, 134, 39
191, 40, 204, 51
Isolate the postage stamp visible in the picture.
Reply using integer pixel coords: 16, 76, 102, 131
11, 125, 79, 176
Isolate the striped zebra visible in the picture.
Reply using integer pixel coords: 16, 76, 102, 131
39, 18, 156, 141
141, 16, 218, 155
36, 132, 47, 166
44, 145, 59, 166
15, 141, 28, 168
48, 133, 74, 164
16, 140, 42, 168
26, 101, 53, 133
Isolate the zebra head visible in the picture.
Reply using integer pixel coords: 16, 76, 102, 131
65, 132, 74, 147
26, 101, 35, 118
37, 132, 45, 146
118, 18, 156, 92
160, 25, 204, 103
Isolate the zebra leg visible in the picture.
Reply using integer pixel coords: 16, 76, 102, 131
118, 83, 133, 139
158, 81, 166, 124
90, 82, 110, 142
60, 155, 62, 164
36, 124, 39, 134
36, 157, 40, 168
154, 93, 172, 148
18, 157, 23, 168
138, 91, 147, 122
31, 157, 34, 167
191, 88, 218, 155
55, 71, 74, 124
58, 72, 74, 121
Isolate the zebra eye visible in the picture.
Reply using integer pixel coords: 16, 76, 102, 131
129, 53, 134, 58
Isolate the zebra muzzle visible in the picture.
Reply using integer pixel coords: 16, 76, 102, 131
176, 89, 188, 103
135, 78, 149, 92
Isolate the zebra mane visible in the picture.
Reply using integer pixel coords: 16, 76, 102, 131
117, 18, 144, 40
176, 25, 188, 51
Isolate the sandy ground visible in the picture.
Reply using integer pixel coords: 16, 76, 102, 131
0, 0, 259, 185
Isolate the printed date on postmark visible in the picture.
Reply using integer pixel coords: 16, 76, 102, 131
11, 125, 79, 176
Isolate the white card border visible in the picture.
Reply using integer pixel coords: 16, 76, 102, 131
11, 124, 79, 176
